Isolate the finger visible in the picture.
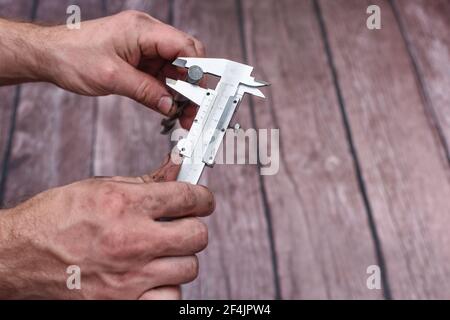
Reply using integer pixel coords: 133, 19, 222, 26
144, 255, 199, 288
193, 38, 206, 57
153, 217, 209, 256
140, 24, 202, 60
158, 62, 187, 83
180, 115, 195, 130
139, 182, 215, 219
183, 104, 198, 117
139, 286, 181, 300
179, 104, 197, 129
140, 153, 182, 183
121, 218, 208, 258
113, 59, 177, 116
94, 217, 205, 262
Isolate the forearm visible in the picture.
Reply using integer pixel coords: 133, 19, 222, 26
0, 19, 52, 85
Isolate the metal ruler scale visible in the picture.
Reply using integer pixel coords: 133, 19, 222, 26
166, 58, 268, 184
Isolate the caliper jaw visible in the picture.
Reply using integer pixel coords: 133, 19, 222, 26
166, 78, 208, 106
166, 57, 268, 184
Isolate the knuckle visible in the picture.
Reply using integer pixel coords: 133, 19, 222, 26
135, 80, 156, 106
196, 39, 206, 56
119, 10, 149, 21
118, 10, 157, 32
185, 36, 196, 49
99, 62, 119, 88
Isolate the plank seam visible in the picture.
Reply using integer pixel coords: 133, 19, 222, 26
0, 0, 40, 207
236, 0, 282, 300
168, 0, 174, 27
0, 87, 22, 207
101, 0, 107, 15
313, 0, 392, 299
389, 0, 450, 165
90, 0, 110, 177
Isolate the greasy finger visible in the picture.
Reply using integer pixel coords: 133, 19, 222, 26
143, 255, 199, 287
141, 182, 215, 219
152, 217, 209, 257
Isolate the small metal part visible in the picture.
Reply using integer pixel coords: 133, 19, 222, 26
160, 100, 189, 135
233, 123, 241, 133
173, 58, 187, 68
187, 65, 204, 84
165, 58, 268, 184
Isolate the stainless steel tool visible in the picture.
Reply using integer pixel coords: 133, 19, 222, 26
166, 57, 268, 184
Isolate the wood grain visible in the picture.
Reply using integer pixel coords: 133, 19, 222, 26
3, 0, 103, 206
394, 0, 450, 159
319, 0, 450, 299
242, 0, 382, 299
0, 0, 35, 204
93, 0, 171, 178
0, 0, 32, 20
172, 0, 276, 299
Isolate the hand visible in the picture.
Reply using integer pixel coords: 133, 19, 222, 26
0, 156, 215, 299
0, 11, 206, 128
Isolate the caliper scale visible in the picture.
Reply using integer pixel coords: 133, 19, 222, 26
166, 58, 268, 184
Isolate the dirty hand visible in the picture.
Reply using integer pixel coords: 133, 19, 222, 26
0, 11, 205, 128
0, 156, 215, 299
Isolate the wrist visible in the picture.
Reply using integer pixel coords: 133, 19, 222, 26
0, 19, 55, 84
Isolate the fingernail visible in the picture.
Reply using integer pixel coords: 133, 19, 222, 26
157, 96, 176, 116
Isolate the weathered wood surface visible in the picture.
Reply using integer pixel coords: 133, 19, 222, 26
319, 0, 450, 299
394, 0, 450, 160
0, 0, 35, 204
242, 0, 382, 299
1, 0, 449, 299
2, 0, 104, 206
173, 0, 276, 299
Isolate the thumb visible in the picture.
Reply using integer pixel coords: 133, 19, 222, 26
114, 61, 177, 116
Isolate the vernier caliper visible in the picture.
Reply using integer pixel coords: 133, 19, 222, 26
166, 57, 268, 184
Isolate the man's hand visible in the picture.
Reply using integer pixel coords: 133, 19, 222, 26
0, 156, 215, 299
0, 11, 205, 128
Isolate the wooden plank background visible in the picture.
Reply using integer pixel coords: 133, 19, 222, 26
0, 0, 449, 299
